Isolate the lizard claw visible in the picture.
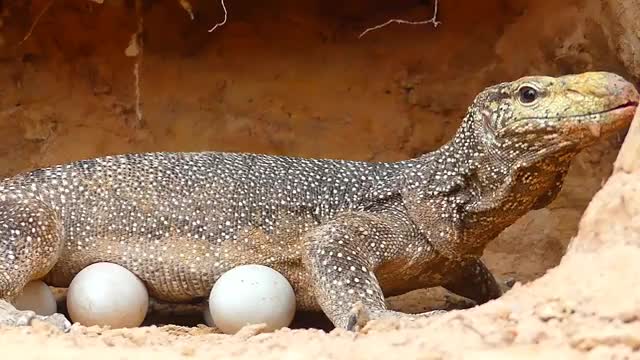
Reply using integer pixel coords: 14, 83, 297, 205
346, 301, 369, 332
346, 315, 356, 331
504, 278, 516, 288
498, 277, 517, 294
0, 300, 71, 332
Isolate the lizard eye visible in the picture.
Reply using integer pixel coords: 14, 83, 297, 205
518, 86, 539, 104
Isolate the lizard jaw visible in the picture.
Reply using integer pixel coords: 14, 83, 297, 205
585, 100, 638, 138
607, 100, 638, 118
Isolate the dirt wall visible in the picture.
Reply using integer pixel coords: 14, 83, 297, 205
0, 0, 638, 294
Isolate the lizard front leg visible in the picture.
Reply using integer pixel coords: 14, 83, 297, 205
0, 197, 70, 331
302, 212, 442, 330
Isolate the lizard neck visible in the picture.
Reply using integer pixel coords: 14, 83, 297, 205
397, 113, 575, 258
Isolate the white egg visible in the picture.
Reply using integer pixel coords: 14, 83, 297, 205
66, 262, 149, 328
209, 264, 296, 334
203, 304, 215, 327
13, 280, 57, 316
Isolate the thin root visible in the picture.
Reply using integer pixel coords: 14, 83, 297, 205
359, 0, 440, 38
133, 0, 144, 126
208, 0, 228, 32
19, 0, 56, 46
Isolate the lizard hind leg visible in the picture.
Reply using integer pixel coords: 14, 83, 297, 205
0, 196, 65, 299
0, 196, 69, 330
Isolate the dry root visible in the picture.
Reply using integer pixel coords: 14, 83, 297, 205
359, 0, 441, 38
208, 0, 228, 32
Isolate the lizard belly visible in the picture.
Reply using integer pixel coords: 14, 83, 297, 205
44, 232, 321, 310
44, 235, 220, 302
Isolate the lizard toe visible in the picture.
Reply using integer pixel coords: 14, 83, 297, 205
345, 301, 370, 332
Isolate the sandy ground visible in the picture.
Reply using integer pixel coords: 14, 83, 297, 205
1, 112, 639, 360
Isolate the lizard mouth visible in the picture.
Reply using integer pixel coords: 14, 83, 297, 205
500, 97, 638, 140
577, 100, 638, 117
582, 100, 637, 138
608, 100, 638, 112
510, 100, 638, 124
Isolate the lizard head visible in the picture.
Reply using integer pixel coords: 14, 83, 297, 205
471, 71, 639, 157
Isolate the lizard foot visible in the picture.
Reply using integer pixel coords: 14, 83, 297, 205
504, 277, 516, 289
0, 300, 71, 332
345, 302, 446, 331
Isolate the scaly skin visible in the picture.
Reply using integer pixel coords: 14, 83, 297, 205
0, 72, 637, 331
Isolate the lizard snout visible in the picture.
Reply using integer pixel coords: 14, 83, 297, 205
565, 72, 639, 105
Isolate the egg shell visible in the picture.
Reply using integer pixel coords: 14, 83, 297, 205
13, 280, 57, 316
209, 264, 296, 334
66, 262, 149, 328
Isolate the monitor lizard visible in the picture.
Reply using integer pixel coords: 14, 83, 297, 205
0, 71, 637, 331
